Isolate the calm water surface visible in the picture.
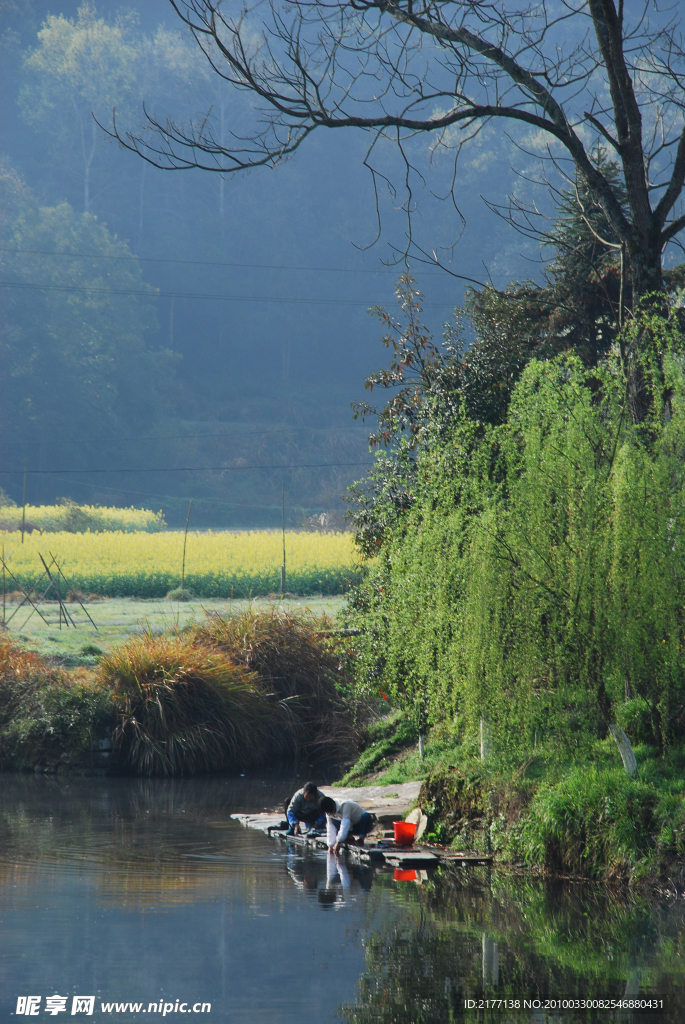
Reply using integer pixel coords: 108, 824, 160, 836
0, 774, 684, 1022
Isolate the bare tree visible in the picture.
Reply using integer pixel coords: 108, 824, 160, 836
105, 0, 685, 305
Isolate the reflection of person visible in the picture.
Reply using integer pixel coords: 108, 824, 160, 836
320, 796, 374, 855
327, 851, 350, 890
285, 781, 326, 835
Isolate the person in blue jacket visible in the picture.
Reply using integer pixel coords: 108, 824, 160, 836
285, 781, 326, 835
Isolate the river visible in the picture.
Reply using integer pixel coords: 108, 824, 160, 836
1, 774, 682, 1022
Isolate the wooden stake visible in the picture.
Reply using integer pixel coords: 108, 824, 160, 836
51, 555, 98, 631
281, 484, 286, 596
21, 456, 27, 544
181, 498, 193, 595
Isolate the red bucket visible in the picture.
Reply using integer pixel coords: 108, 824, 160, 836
393, 821, 417, 846
393, 868, 418, 882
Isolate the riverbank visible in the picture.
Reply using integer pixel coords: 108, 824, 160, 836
0, 607, 360, 776
4, 619, 685, 886
337, 714, 685, 885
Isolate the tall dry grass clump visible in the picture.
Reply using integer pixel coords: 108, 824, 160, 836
193, 608, 360, 761
100, 633, 281, 776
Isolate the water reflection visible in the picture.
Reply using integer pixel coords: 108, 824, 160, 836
0, 774, 683, 1022
339, 868, 685, 1023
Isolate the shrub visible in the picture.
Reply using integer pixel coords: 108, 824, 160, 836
193, 608, 361, 761
0, 636, 53, 725
0, 638, 114, 768
100, 633, 281, 776
166, 587, 197, 601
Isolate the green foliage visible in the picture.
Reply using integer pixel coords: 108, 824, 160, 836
338, 711, 418, 784
415, 745, 685, 879
519, 766, 659, 878
348, 307, 685, 759
0, 681, 114, 770
0, 635, 114, 768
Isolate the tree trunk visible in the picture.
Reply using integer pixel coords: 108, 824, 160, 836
620, 237, 667, 423
628, 234, 664, 302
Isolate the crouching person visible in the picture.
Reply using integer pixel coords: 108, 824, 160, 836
285, 781, 326, 836
320, 796, 375, 854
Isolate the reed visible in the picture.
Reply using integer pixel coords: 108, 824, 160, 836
193, 607, 360, 761
100, 633, 281, 776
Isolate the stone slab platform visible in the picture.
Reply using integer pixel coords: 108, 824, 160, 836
230, 780, 493, 869
321, 781, 422, 822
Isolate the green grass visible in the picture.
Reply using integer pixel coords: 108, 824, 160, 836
341, 711, 685, 881
2, 595, 345, 665
338, 714, 466, 785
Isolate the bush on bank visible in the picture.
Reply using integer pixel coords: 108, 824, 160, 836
0, 610, 360, 776
414, 744, 685, 881
0, 637, 113, 770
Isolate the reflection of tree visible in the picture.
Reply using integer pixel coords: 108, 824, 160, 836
340, 870, 685, 1024
340, 913, 468, 1024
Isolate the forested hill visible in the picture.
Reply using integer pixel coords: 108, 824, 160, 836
1, 0, 533, 527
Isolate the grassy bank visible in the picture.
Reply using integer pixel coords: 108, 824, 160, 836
341, 714, 685, 884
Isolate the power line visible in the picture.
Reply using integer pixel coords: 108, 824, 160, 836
0, 246, 418, 276
0, 278, 456, 307
0, 474, 348, 515
0, 461, 373, 475
2, 424, 371, 448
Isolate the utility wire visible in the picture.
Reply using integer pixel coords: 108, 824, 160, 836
2, 424, 370, 448
0, 473, 349, 514
0, 461, 373, 475
0, 246, 426, 276
0, 278, 456, 307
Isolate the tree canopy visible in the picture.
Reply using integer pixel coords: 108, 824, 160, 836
0, 162, 176, 489
110, 0, 685, 309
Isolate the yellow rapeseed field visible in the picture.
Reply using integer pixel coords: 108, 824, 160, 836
0, 530, 359, 597
0, 504, 166, 533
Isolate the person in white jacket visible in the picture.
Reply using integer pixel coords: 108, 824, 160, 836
319, 796, 374, 855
